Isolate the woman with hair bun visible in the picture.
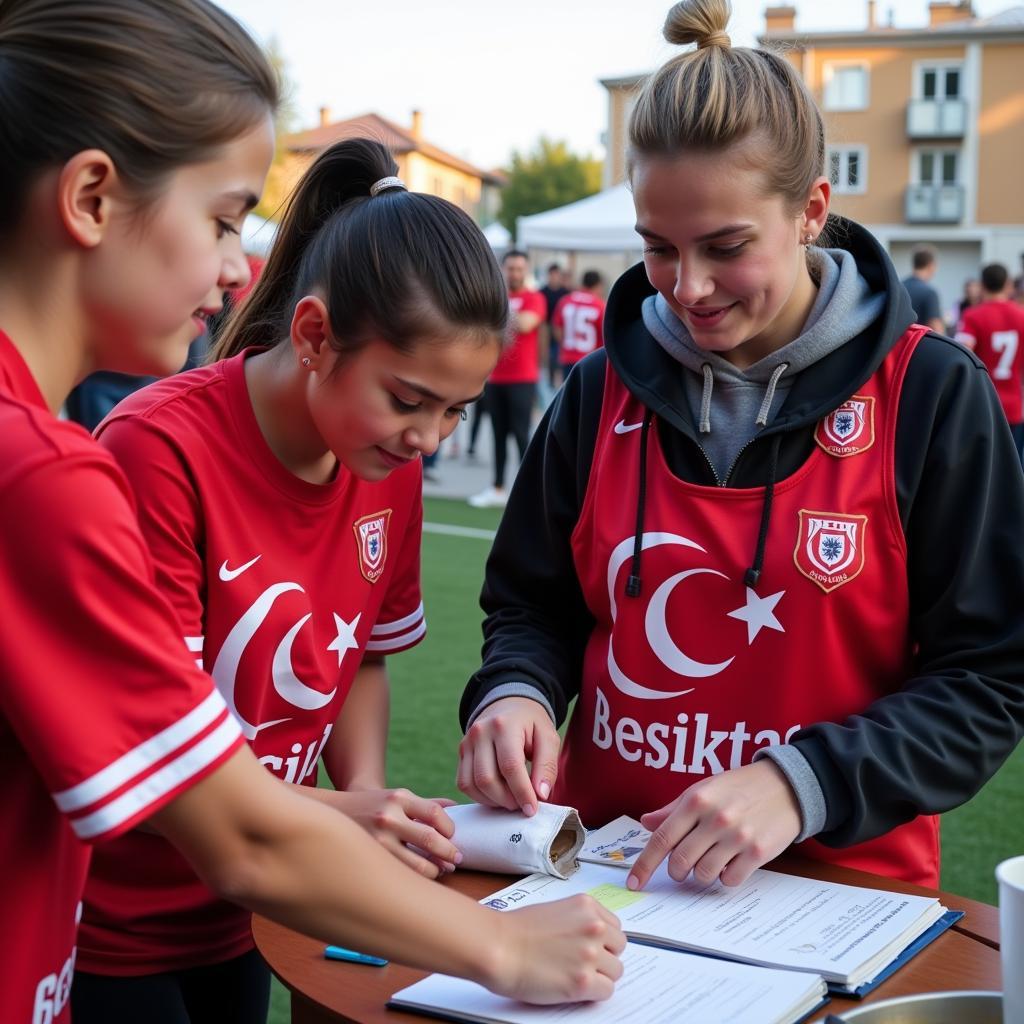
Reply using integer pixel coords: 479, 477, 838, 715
459, 0, 1024, 894
0, 3, 624, 1022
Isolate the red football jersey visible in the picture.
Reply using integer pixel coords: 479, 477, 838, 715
0, 331, 243, 1023
79, 350, 426, 974
553, 290, 605, 365
557, 327, 941, 887
490, 288, 545, 384
956, 300, 1024, 424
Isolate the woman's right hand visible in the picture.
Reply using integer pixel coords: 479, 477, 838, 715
488, 895, 626, 1003
457, 697, 561, 816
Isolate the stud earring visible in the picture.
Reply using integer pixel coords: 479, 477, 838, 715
803, 233, 814, 244
301, 357, 311, 367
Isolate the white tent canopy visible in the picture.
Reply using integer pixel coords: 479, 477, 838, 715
482, 220, 512, 252
517, 184, 642, 253
241, 213, 278, 258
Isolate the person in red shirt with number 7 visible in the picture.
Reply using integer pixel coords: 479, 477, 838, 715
955, 262, 1024, 461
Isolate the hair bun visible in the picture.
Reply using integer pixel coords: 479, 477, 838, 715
663, 0, 732, 49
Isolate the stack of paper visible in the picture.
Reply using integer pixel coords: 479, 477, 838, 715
389, 942, 827, 1024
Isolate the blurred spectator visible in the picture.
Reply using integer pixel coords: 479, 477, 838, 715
955, 262, 1024, 460
552, 270, 605, 381
539, 263, 569, 388
468, 250, 543, 508
901, 246, 946, 334
954, 278, 982, 321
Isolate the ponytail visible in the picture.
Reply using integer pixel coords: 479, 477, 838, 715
214, 138, 508, 362
214, 139, 397, 359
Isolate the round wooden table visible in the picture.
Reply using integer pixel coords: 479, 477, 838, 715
253, 858, 1002, 1023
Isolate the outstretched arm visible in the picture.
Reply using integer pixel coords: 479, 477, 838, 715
151, 746, 625, 1003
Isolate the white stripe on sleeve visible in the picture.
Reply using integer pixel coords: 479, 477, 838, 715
54, 689, 229, 813
364, 618, 427, 653
370, 602, 424, 637
69, 712, 242, 840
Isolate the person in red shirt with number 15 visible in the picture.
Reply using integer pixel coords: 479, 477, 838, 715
553, 271, 606, 382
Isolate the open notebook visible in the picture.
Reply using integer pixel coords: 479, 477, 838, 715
389, 942, 828, 1024
481, 856, 955, 996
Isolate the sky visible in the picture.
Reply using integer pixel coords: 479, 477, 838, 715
218, 0, 1012, 170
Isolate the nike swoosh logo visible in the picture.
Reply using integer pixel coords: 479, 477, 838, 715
219, 555, 261, 582
614, 420, 644, 434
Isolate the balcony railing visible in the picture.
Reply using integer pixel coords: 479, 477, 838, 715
907, 99, 967, 138
905, 184, 965, 223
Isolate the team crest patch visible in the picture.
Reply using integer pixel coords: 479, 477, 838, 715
353, 510, 392, 583
814, 396, 875, 457
794, 510, 867, 593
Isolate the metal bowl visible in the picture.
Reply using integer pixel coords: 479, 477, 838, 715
831, 990, 1001, 1023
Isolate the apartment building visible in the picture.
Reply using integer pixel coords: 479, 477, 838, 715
600, 2, 1024, 320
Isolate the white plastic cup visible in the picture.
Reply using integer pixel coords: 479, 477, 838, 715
997, 855, 1024, 1024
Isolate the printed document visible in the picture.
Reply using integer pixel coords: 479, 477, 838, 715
481, 860, 945, 990
390, 942, 827, 1024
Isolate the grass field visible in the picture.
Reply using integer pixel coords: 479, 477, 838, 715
268, 496, 1023, 1022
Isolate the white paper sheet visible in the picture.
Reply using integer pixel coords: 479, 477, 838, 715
481, 860, 943, 986
390, 942, 826, 1024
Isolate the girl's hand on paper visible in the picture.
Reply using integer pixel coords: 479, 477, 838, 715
457, 697, 560, 817
626, 760, 801, 891
491, 895, 626, 1003
328, 788, 461, 879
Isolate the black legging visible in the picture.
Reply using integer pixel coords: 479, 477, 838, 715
72, 948, 271, 1024
486, 381, 535, 488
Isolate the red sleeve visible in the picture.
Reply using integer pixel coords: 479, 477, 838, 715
552, 295, 567, 331
596, 297, 606, 350
527, 291, 547, 319
0, 456, 242, 843
96, 417, 206, 662
365, 473, 425, 656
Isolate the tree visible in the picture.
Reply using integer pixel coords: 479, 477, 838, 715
255, 37, 301, 221
498, 138, 603, 235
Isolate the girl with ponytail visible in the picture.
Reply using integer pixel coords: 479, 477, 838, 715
0, 3, 624, 1021
72, 135, 626, 1020
459, 0, 1024, 897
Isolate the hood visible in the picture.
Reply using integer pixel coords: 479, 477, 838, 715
602, 216, 916, 439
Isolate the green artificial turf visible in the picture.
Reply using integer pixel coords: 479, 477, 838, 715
267, 497, 1023, 1023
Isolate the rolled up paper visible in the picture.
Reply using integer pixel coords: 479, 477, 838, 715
446, 803, 585, 879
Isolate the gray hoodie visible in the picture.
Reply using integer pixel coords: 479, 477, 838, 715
642, 247, 886, 480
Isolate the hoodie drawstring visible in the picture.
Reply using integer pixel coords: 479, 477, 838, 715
756, 362, 789, 427
744, 432, 782, 588
625, 409, 654, 598
626, 407, 782, 597
699, 363, 713, 434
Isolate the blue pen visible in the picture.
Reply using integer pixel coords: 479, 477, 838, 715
324, 945, 388, 967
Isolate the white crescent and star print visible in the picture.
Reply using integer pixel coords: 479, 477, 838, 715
605, 532, 785, 701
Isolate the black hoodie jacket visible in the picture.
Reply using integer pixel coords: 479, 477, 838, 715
461, 218, 1024, 849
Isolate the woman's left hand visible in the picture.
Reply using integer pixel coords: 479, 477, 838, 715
626, 759, 802, 891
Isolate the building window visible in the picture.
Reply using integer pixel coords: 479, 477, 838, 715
827, 146, 867, 194
823, 62, 868, 111
917, 63, 963, 101
916, 148, 959, 185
